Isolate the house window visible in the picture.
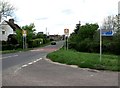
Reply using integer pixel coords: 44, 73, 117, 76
2, 30, 5, 35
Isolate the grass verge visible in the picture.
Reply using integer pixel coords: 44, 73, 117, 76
47, 49, 120, 71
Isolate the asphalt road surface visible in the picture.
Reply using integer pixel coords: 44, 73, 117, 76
2, 41, 119, 86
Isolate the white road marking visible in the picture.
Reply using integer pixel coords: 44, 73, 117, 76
22, 64, 28, 68
33, 60, 37, 63
14, 58, 42, 73
28, 62, 33, 65
2, 55, 18, 59
30, 49, 44, 52
90, 75, 94, 77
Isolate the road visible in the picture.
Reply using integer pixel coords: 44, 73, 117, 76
2, 41, 119, 86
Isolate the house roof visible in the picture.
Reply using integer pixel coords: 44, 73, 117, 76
5, 19, 21, 31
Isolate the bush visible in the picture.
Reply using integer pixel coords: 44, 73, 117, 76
7, 34, 18, 45
89, 42, 100, 53
2, 41, 7, 45
2, 44, 15, 50
28, 38, 43, 48
76, 38, 91, 52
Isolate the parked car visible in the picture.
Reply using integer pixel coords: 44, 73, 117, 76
51, 41, 56, 45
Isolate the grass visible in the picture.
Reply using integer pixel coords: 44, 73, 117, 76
47, 49, 120, 71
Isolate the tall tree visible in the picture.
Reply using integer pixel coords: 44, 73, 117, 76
69, 23, 99, 51
74, 21, 81, 34
0, 0, 15, 22
22, 23, 36, 43
78, 23, 99, 40
102, 15, 119, 32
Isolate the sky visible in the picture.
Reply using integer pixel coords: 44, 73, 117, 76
7, 0, 120, 35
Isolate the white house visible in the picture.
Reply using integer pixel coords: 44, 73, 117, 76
0, 19, 21, 41
0, 21, 14, 41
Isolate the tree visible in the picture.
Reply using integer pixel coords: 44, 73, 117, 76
77, 23, 99, 41
74, 21, 81, 34
16, 29, 22, 48
7, 34, 18, 45
101, 15, 119, 32
0, 0, 15, 22
69, 23, 99, 52
22, 23, 36, 44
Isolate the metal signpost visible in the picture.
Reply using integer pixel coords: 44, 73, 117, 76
22, 30, 27, 49
100, 29, 113, 62
64, 29, 69, 50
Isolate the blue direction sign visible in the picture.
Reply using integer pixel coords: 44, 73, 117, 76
102, 31, 113, 36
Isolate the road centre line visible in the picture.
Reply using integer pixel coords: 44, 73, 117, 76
2, 55, 18, 59
28, 62, 33, 65
21, 58, 42, 68
14, 58, 42, 73
22, 64, 28, 68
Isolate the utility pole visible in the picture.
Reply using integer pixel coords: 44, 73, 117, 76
118, 1, 120, 30
46, 27, 47, 36
100, 29, 102, 62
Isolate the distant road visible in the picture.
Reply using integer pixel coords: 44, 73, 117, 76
2, 41, 64, 70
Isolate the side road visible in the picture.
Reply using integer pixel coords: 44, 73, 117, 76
3, 57, 119, 86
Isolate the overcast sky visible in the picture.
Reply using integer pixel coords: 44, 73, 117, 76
8, 0, 119, 35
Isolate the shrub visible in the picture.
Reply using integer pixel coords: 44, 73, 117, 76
2, 44, 15, 50
28, 38, 43, 48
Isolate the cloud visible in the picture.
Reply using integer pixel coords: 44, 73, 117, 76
9, 0, 120, 35
62, 9, 73, 15
35, 17, 48, 21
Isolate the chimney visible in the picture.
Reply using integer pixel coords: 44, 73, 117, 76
9, 19, 14, 24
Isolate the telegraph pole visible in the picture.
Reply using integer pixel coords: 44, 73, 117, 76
118, 1, 120, 30
100, 29, 102, 62
46, 27, 47, 36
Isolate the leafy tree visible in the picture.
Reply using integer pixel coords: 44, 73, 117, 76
74, 21, 81, 34
7, 34, 18, 45
16, 29, 22, 47
22, 23, 36, 44
112, 30, 120, 54
69, 23, 99, 52
78, 23, 99, 40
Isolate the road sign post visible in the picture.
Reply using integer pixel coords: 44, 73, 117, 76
100, 29, 113, 62
22, 30, 27, 49
64, 29, 69, 50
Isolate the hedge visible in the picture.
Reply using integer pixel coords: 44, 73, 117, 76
28, 38, 43, 48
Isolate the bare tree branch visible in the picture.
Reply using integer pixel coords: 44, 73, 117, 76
0, 0, 15, 21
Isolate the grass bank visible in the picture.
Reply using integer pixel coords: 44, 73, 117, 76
47, 49, 120, 71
